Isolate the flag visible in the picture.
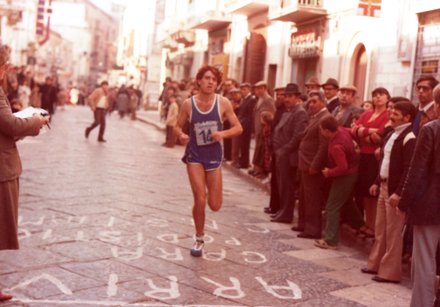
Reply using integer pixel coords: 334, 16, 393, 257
358, 0, 382, 17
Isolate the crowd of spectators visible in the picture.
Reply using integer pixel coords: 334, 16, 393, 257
158, 73, 440, 306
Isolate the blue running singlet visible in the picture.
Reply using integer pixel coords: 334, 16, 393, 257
182, 95, 223, 171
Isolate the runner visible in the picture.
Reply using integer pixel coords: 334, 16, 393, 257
175, 65, 243, 257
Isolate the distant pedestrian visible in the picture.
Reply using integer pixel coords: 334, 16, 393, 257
85, 81, 109, 142
40, 76, 57, 116
175, 65, 242, 257
116, 85, 129, 118
0, 43, 50, 302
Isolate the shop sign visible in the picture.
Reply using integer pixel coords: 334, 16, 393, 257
289, 25, 321, 59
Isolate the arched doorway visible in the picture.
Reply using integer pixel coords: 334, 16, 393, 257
352, 44, 367, 102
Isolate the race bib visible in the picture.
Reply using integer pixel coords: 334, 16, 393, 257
194, 121, 218, 146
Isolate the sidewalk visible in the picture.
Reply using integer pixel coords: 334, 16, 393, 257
134, 109, 409, 273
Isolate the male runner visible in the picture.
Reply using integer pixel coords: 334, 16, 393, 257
175, 65, 243, 257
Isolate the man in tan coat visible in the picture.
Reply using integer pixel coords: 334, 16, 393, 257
85, 81, 109, 142
0, 44, 49, 301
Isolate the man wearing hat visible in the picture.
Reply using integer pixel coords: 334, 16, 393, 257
296, 90, 330, 238
250, 81, 275, 178
270, 83, 308, 223
332, 84, 363, 128
305, 76, 321, 95
236, 82, 257, 169
321, 78, 340, 113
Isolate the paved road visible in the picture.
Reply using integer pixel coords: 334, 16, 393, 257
0, 106, 411, 306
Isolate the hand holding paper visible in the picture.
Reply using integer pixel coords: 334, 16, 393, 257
14, 107, 51, 129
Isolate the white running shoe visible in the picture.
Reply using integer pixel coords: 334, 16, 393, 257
190, 238, 204, 257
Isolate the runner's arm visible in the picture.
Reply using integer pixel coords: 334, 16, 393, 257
211, 97, 242, 141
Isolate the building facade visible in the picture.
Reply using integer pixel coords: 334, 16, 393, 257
155, 0, 440, 101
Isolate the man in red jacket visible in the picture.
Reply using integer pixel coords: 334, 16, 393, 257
315, 115, 364, 249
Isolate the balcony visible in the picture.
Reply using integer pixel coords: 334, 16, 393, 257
269, 0, 326, 24
171, 30, 195, 47
161, 37, 179, 52
188, 10, 232, 32
224, 0, 271, 16
168, 21, 196, 47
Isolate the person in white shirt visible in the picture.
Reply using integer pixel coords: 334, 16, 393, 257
361, 100, 417, 283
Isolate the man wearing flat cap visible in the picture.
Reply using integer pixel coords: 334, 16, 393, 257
321, 78, 340, 113
305, 76, 321, 95
270, 83, 308, 223
236, 82, 257, 169
250, 81, 275, 178
332, 84, 363, 128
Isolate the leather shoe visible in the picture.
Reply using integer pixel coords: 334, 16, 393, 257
297, 232, 320, 239
84, 128, 90, 139
291, 226, 304, 232
98, 138, 107, 143
372, 276, 399, 284
270, 218, 291, 224
360, 267, 377, 275
0, 291, 12, 301
264, 207, 277, 214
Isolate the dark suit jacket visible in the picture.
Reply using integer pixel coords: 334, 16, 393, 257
332, 104, 363, 128
398, 118, 440, 225
326, 97, 340, 113
375, 125, 416, 195
272, 104, 308, 167
0, 88, 42, 182
298, 108, 329, 171
237, 93, 256, 136
420, 103, 437, 128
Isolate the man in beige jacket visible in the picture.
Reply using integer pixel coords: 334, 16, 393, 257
85, 81, 109, 142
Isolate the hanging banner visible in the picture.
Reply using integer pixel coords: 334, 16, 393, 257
36, 0, 53, 45
358, 0, 382, 17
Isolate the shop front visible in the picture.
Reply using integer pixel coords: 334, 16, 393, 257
289, 20, 324, 92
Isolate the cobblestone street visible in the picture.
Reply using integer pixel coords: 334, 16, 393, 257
0, 106, 411, 306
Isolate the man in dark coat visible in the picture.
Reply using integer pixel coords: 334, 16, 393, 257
321, 77, 340, 113
393, 84, 440, 307
264, 86, 286, 214
296, 91, 329, 238
236, 82, 256, 169
40, 76, 57, 116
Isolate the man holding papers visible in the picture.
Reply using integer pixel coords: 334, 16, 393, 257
0, 43, 49, 301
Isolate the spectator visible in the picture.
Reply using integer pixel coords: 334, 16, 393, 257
0, 43, 49, 302
394, 83, 440, 307
249, 81, 275, 178
315, 115, 365, 249
362, 100, 416, 283
163, 94, 178, 148
321, 78, 340, 113
270, 83, 308, 224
